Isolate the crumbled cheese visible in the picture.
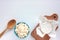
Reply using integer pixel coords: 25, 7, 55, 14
15, 23, 29, 38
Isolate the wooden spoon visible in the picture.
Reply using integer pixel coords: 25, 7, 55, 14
0, 19, 16, 38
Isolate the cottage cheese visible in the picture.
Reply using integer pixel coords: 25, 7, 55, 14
36, 16, 58, 38
15, 22, 29, 38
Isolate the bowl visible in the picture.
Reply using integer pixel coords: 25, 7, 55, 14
14, 22, 30, 39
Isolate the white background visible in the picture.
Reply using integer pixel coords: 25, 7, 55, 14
0, 0, 60, 40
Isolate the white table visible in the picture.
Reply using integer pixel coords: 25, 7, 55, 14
0, 0, 60, 40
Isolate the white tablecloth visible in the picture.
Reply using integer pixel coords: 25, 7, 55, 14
0, 0, 60, 40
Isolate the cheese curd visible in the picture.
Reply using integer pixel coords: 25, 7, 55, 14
15, 22, 29, 38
